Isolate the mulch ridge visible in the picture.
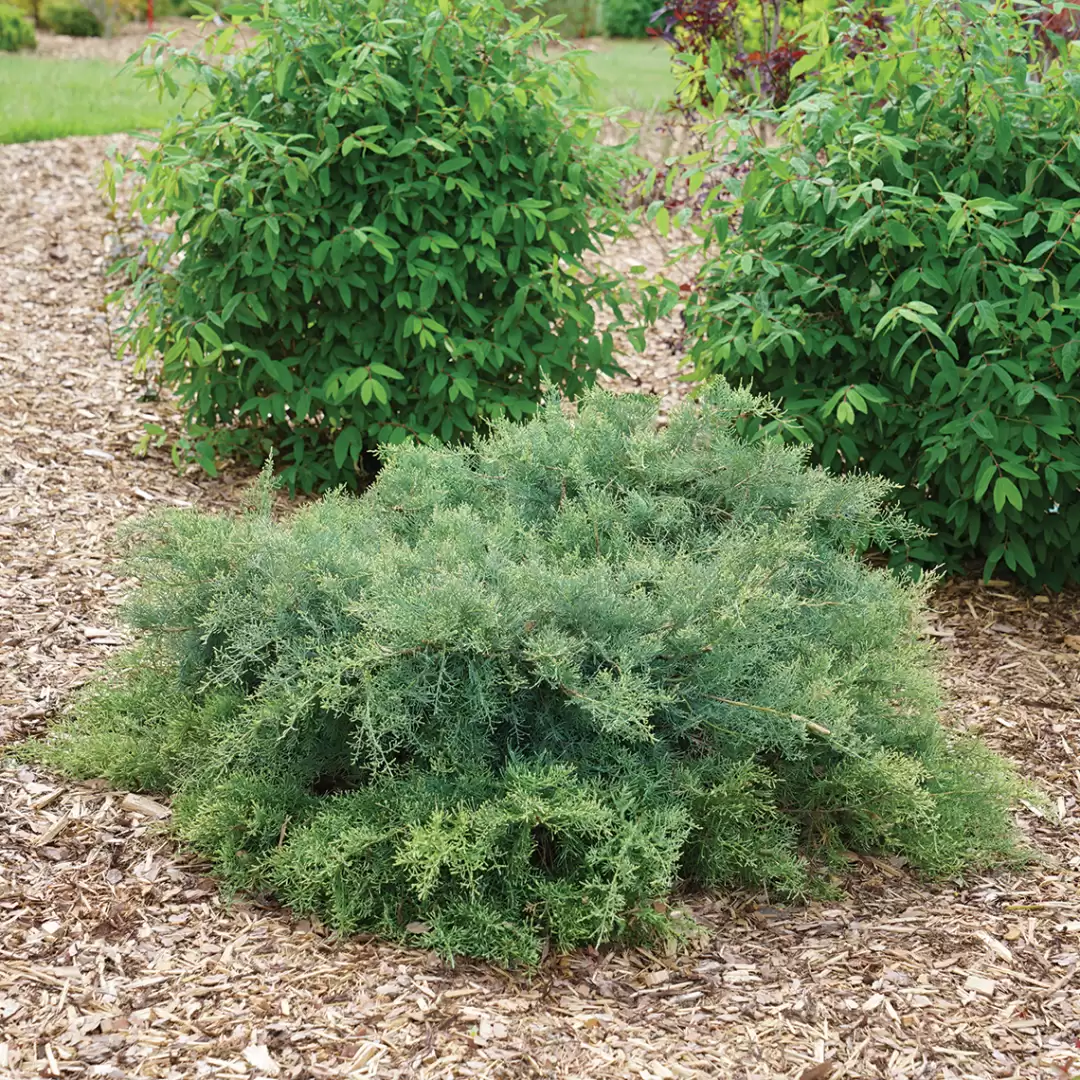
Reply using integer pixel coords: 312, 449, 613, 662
1, 134, 1078, 1080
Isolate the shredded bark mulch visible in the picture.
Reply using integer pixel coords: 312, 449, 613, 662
33, 19, 213, 63
1, 135, 1079, 1080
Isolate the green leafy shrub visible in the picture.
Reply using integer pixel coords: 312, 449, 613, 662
603, 0, 656, 37
41, 384, 1023, 965
41, 0, 102, 34
111, 0, 633, 494
4, 0, 41, 21
0, 3, 35, 49
650, 0, 819, 105
678, 0, 1080, 587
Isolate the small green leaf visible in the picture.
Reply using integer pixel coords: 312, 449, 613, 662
370, 362, 404, 380
993, 476, 1022, 512
468, 85, 488, 120
973, 460, 996, 501
196, 324, 223, 350
846, 388, 868, 414
885, 219, 921, 247
333, 427, 358, 468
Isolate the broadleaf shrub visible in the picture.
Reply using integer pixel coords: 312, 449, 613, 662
42, 384, 1023, 965
650, 0, 841, 106
602, 0, 657, 38
0, 3, 35, 49
679, 0, 1080, 587
41, 0, 102, 34
111, 0, 634, 493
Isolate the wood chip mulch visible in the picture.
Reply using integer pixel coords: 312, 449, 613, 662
2, 135, 1079, 1080
33, 19, 217, 63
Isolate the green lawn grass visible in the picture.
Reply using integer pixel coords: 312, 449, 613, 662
579, 39, 676, 111
0, 56, 184, 144
0, 39, 673, 147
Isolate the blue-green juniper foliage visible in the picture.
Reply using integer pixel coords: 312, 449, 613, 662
43, 385, 1022, 964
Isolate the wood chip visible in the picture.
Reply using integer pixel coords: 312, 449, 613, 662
0, 127, 1078, 1080
242, 1043, 281, 1076
119, 793, 171, 820
964, 975, 998, 997
32, 813, 70, 847
975, 930, 1014, 965
798, 1061, 836, 1080
349, 1042, 383, 1068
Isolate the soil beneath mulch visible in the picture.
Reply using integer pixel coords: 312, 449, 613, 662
2, 135, 1080, 1080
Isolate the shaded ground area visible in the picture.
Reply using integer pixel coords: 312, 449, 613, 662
1, 136, 1079, 1080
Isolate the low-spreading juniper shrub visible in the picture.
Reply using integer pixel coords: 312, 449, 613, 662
42, 384, 1024, 964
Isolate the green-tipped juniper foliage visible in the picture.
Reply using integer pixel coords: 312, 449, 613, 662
43, 385, 1023, 964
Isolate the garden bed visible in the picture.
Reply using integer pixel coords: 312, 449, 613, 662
1, 135, 1079, 1079
32, 17, 213, 61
